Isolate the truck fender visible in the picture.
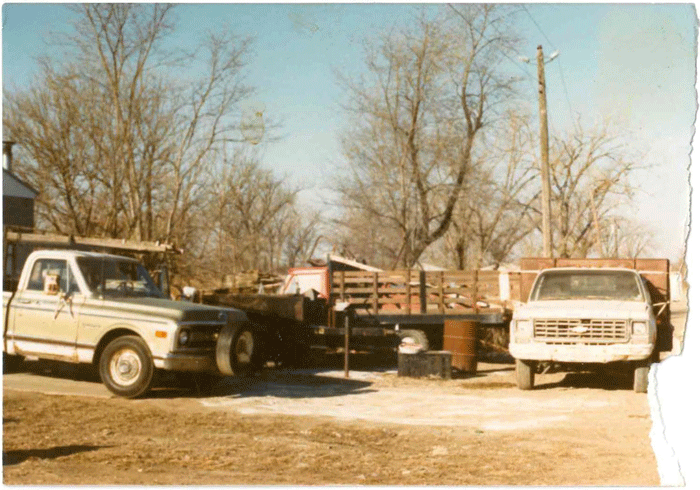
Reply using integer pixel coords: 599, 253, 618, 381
92, 325, 148, 365
3, 291, 17, 354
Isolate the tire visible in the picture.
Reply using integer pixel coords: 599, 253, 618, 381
3, 352, 24, 374
99, 336, 154, 398
216, 323, 263, 376
633, 361, 650, 393
398, 329, 430, 351
515, 359, 535, 390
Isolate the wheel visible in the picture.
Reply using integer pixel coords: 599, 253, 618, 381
216, 323, 263, 376
3, 352, 24, 373
99, 336, 154, 398
633, 360, 650, 393
234, 329, 255, 366
515, 359, 535, 390
398, 329, 430, 351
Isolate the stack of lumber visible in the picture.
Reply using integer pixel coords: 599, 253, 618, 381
222, 271, 283, 294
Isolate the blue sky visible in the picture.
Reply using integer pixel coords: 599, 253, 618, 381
2, 2, 696, 262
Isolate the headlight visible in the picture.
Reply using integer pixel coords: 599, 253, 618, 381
632, 321, 647, 336
513, 319, 533, 341
178, 329, 190, 346
516, 320, 533, 333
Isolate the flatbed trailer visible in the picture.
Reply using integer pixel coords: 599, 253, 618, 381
330, 269, 511, 321
200, 264, 515, 364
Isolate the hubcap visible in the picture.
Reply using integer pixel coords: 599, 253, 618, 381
235, 331, 254, 364
109, 348, 142, 387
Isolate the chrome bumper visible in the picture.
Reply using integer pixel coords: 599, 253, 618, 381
155, 352, 219, 373
509, 342, 654, 363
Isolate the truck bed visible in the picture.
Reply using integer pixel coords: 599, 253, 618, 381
330, 269, 512, 325
201, 292, 329, 325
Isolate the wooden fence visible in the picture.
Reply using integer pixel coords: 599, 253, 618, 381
330, 269, 516, 316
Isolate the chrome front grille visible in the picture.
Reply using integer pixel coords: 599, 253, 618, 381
187, 325, 221, 348
534, 318, 629, 344
177, 322, 225, 350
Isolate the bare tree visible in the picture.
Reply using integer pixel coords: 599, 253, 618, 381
3, 67, 104, 236
195, 153, 303, 281
443, 110, 540, 269
333, 207, 406, 268
547, 120, 645, 258
599, 217, 655, 259
336, 5, 521, 267
3, 4, 255, 247
279, 208, 324, 269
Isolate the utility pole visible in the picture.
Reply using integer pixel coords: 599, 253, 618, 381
611, 222, 619, 258
536, 45, 554, 258
589, 188, 604, 257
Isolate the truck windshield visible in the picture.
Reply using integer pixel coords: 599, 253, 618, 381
76, 257, 164, 299
531, 270, 643, 301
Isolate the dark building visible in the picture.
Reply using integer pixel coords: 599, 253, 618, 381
3, 141, 37, 230
3, 141, 38, 287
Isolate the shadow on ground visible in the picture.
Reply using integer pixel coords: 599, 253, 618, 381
215, 372, 377, 399
8, 352, 519, 400
3, 445, 110, 466
10, 357, 380, 400
14, 359, 102, 383
535, 370, 634, 391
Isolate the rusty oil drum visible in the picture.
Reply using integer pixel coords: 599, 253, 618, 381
443, 319, 478, 373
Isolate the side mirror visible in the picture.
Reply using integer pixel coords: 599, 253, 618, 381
43, 274, 61, 296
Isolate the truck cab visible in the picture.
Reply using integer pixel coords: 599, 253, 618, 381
509, 267, 658, 392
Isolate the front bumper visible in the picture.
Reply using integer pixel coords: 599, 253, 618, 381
155, 352, 218, 373
509, 342, 654, 363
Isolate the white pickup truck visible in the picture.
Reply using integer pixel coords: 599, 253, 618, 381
3, 250, 261, 398
509, 267, 659, 393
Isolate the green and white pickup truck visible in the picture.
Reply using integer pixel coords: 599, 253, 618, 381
3, 250, 261, 398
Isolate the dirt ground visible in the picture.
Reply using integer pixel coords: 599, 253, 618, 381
3, 352, 659, 486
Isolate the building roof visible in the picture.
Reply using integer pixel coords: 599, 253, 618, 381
3, 168, 38, 199
480, 263, 520, 272
413, 262, 446, 271
327, 254, 383, 272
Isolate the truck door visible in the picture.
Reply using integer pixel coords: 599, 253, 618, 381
11, 258, 81, 361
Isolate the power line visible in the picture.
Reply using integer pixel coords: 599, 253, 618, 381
481, 14, 538, 86
521, 5, 576, 127
501, 49, 538, 84
555, 57, 577, 127
521, 5, 555, 51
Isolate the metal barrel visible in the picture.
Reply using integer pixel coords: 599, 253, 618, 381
443, 319, 478, 373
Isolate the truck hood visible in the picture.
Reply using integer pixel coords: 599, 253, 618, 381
97, 297, 246, 323
515, 300, 651, 320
